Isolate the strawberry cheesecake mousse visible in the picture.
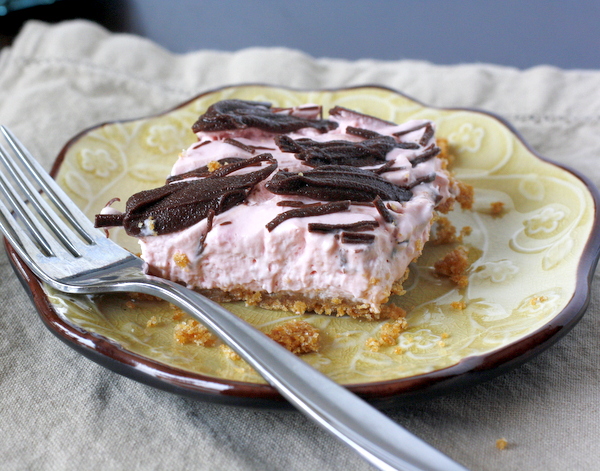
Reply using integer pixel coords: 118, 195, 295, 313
96, 99, 469, 320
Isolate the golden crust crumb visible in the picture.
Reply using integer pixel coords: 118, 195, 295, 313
291, 301, 308, 315
173, 252, 190, 268
456, 181, 474, 210
207, 160, 222, 172
430, 217, 460, 245
365, 337, 381, 352
460, 226, 472, 238
434, 246, 471, 288
268, 320, 320, 354
490, 201, 505, 216
170, 305, 186, 321
435, 196, 455, 214
244, 291, 263, 306
436, 138, 454, 169
146, 316, 159, 328
174, 319, 217, 347
380, 318, 408, 346
220, 344, 241, 361
451, 301, 466, 310
496, 438, 508, 450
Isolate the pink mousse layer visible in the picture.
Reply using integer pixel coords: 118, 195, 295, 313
137, 106, 458, 314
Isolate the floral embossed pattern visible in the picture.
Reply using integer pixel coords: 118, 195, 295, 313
45, 85, 598, 395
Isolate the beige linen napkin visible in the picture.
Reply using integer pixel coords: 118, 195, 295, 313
0, 19, 599, 471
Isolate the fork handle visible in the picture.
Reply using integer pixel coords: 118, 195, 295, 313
120, 275, 466, 471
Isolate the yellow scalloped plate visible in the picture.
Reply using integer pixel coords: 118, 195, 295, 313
12, 85, 599, 407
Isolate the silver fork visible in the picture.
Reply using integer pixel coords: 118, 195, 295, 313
0, 126, 467, 471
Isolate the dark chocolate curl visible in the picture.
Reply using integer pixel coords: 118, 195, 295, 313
167, 153, 274, 183
308, 220, 379, 233
265, 165, 412, 203
95, 212, 124, 228
275, 135, 398, 167
345, 126, 382, 139
118, 156, 277, 236
192, 99, 337, 134
410, 144, 440, 167
166, 157, 247, 182
266, 201, 351, 232
392, 122, 429, 137
407, 173, 437, 189
341, 232, 376, 244
372, 196, 395, 223
328, 106, 396, 126
419, 124, 435, 146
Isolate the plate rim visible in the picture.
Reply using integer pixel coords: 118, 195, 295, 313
8, 83, 600, 409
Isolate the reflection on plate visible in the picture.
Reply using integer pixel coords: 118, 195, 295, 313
10, 85, 600, 408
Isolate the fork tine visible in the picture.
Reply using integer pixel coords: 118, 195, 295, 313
0, 169, 75, 260
0, 126, 98, 244
0, 169, 55, 256
0, 196, 49, 277
0, 141, 84, 257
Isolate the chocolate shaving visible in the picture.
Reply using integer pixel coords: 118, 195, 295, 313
166, 157, 247, 182
345, 126, 382, 139
95, 212, 124, 228
223, 138, 275, 154
350, 201, 375, 207
410, 144, 441, 167
308, 220, 379, 233
341, 232, 376, 244
407, 173, 437, 189
372, 196, 395, 223
393, 122, 429, 137
223, 138, 257, 154
265, 165, 413, 203
208, 154, 271, 178
275, 134, 401, 168
266, 201, 351, 232
276, 200, 322, 208
373, 160, 406, 175
395, 142, 421, 150
94, 198, 123, 227
328, 106, 396, 126
419, 124, 435, 146
95, 154, 277, 236
192, 99, 338, 134
197, 209, 215, 255
192, 140, 211, 149
167, 154, 270, 183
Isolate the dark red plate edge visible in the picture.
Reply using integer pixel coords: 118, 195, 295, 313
5, 83, 600, 410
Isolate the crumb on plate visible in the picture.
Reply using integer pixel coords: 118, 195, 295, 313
434, 246, 471, 288
379, 318, 408, 346
490, 201, 505, 216
174, 319, 217, 347
220, 344, 241, 361
268, 320, 320, 355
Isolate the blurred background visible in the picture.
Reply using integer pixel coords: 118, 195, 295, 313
1, 0, 599, 69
